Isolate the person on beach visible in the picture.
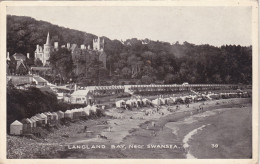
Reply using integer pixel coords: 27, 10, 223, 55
84, 125, 88, 132
186, 104, 189, 108
152, 122, 155, 127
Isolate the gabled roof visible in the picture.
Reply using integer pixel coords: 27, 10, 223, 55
11, 120, 23, 125
71, 89, 90, 96
13, 53, 26, 61
16, 60, 27, 70
33, 76, 47, 83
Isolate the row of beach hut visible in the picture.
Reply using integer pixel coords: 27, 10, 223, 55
10, 105, 99, 136
115, 91, 250, 109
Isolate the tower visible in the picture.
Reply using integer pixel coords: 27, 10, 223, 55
43, 32, 51, 66
93, 37, 104, 51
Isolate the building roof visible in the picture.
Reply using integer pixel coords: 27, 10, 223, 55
71, 89, 90, 96
11, 120, 23, 125
7, 75, 32, 86
13, 53, 26, 61
31, 67, 51, 71
33, 76, 47, 83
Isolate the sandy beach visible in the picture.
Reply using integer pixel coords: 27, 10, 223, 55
7, 98, 252, 159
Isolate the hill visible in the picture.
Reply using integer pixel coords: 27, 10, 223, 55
7, 15, 252, 85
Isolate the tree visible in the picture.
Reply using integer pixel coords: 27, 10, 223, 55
121, 67, 131, 78
141, 75, 153, 84
35, 58, 43, 67
49, 48, 74, 83
164, 74, 174, 84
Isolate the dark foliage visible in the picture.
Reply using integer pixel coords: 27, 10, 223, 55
7, 15, 252, 85
6, 85, 85, 132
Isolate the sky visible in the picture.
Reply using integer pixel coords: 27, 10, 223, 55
7, 6, 252, 46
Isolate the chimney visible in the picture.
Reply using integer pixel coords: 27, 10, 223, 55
27, 53, 30, 59
36, 45, 39, 52
54, 42, 58, 49
88, 45, 91, 50
67, 43, 70, 49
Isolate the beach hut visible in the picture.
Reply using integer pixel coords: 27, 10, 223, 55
44, 112, 52, 123
51, 112, 59, 121
115, 100, 125, 108
73, 109, 82, 119
159, 98, 166, 105
56, 111, 64, 119
142, 98, 148, 106
31, 116, 43, 127
10, 120, 23, 135
35, 113, 47, 124
21, 118, 33, 133
29, 117, 37, 128
132, 99, 138, 107
137, 99, 142, 107
64, 110, 73, 119
78, 108, 84, 115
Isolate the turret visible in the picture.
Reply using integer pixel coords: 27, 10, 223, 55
45, 32, 50, 45
67, 43, 71, 49
36, 45, 39, 52
54, 42, 59, 49
6, 52, 10, 61
81, 44, 86, 49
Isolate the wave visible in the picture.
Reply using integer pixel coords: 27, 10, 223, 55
183, 124, 210, 158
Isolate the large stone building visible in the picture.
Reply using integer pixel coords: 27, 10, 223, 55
34, 32, 54, 66
71, 36, 107, 76
34, 33, 107, 72
7, 52, 30, 75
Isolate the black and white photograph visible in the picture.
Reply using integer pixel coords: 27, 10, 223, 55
0, 1, 258, 162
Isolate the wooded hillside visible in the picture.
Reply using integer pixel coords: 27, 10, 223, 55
7, 15, 252, 84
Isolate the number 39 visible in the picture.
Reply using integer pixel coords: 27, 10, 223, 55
211, 144, 218, 148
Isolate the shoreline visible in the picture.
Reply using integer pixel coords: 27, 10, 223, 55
7, 98, 252, 158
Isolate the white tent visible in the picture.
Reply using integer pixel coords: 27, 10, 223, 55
116, 100, 125, 108
90, 105, 97, 113
152, 98, 160, 105
125, 100, 133, 106
10, 120, 23, 135
86, 105, 91, 110
83, 108, 90, 116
